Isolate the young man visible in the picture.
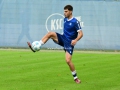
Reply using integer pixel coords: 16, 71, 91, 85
27, 5, 83, 84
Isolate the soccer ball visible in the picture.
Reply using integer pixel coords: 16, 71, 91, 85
31, 41, 41, 51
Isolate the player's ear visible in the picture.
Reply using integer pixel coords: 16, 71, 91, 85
70, 11, 72, 14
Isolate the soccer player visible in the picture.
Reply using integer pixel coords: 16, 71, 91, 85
27, 5, 83, 84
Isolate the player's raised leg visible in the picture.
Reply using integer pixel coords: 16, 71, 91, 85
65, 51, 81, 84
40, 31, 58, 44
27, 31, 58, 52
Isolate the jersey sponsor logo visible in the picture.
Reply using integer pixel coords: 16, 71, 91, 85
45, 13, 84, 33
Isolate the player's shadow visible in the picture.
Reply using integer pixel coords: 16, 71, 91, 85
0, 0, 4, 29
17, 3, 32, 44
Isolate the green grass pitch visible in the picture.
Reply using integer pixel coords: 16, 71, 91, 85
0, 49, 120, 90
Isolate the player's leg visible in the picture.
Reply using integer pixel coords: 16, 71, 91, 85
65, 51, 81, 84
40, 31, 58, 44
27, 31, 58, 52
65, 51, 75, 71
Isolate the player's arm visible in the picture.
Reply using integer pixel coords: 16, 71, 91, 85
71, 20, 83, 46
71, 30, 83, 46
76, 30, 83, 41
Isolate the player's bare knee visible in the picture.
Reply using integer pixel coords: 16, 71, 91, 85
47, 32, 55, 38
66, 58, 71, 64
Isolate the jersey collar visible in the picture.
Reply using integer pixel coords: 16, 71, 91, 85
67, 17, 74, 21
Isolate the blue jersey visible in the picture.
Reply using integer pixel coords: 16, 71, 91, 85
54, 17, 82, 55
63, 17, 82, 41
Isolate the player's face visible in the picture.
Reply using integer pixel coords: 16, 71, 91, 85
64, 9, 72, 18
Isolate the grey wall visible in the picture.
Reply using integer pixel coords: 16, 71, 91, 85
0, 0, 120, 50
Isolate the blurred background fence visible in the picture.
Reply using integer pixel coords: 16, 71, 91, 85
0, 0, 120, 50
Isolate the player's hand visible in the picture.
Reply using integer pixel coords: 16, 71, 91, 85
71, 40, 77, 46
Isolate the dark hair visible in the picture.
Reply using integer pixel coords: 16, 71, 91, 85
64, 5, 73, 11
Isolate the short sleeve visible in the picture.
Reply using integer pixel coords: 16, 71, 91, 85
75, 20, 82, 32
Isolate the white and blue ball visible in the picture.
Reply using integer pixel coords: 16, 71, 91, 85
31, 41, 41, 51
